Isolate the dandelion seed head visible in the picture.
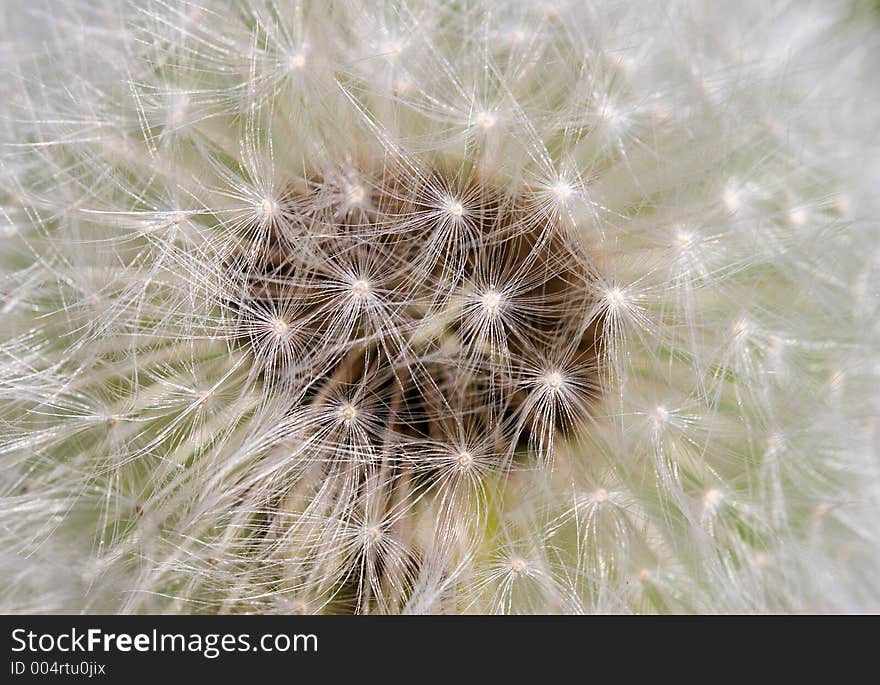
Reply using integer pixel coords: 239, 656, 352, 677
4, 0, 877, 617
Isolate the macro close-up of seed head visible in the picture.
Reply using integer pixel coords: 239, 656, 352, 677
1, 0, 879, 615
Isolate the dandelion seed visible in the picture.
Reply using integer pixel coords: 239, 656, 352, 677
604, 287, 626, 311
833, 192, 851, 217
750, 552, 769, 568
722, 183, 741, 212
544, 371, 564, 392
654, 405, 669, 424
272, 318, 289, 336
340, 403, 358, 422
653, 110, 672, 130
346, 185, 365, 206
551, 180, 574, 203
445, 199, 464, 217
259, 197, 279, 218
169, 106, 188, 127
829, 370, 844, 400
732, 317, 750, 340
475, 111, 497, 130
382, 42, 403, 59
288, 53, 306, 71
290, 600, 310, 615
480, 289, 503, 316
351, 279, 371, 300
703, 488, 724, 511
675, 229, 693, 252
786, 207, 807, 226
593, 488, 608, 504
766, 432, 784, 455
599, 101, 618, 123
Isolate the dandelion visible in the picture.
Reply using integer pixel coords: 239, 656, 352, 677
1, 0, 878, 614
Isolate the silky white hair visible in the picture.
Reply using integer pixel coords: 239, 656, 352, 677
1, 0, 878, 614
